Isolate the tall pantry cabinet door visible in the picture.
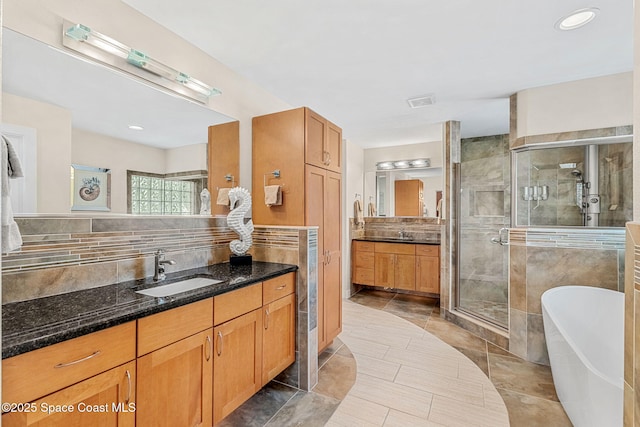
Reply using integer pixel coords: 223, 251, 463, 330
323, 170, 342, 346
325, 122, 342, 173
305, 108, 327, 169
252, 108, 306, 226
305, 165, 326, 350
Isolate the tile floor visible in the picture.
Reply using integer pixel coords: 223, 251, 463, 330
220, 289, 572, 426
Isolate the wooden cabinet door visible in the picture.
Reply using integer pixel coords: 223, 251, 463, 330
2, 361, 136, 427
305, 165, 326, 350
213, 309, 262, 424
137, 329, 213, 427
417, 255, 440, 294
325, 121, 342, 173
395, 255, 416, 291
323, 170, 342, 348
262, 293, 296, 385
374, 253, 395, 288
395, 180, 423, 216
305, 108, 327, 169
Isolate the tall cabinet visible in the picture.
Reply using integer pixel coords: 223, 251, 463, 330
253, 107, 342, 352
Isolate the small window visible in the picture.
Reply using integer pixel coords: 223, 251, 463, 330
127, 170, 207, 215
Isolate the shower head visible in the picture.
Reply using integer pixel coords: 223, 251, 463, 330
571, 169, 583, 181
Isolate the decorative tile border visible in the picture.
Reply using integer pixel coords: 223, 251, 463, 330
509, 227, 625, 250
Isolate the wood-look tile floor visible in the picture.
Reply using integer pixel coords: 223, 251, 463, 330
220, 289, 572, 426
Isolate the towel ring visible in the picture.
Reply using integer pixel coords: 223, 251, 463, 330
264, 169, 285, 188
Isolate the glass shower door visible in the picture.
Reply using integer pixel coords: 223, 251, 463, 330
457, 135, 510, 328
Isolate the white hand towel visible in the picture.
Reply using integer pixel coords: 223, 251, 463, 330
1, 136, 23, 252
216, 188, 231, 206
264, 185, 282, 207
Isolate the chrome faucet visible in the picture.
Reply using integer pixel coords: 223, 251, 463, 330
398, 229, 406, 239
153, 249, 176, 281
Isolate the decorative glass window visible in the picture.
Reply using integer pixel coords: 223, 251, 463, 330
127, 170, 207, 215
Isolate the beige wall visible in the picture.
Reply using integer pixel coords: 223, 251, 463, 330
166, 143, 207, 174
343, 139, 364, 298
3, 0, 292, 192
517, 72, 633, 138
3, 93, 72, 212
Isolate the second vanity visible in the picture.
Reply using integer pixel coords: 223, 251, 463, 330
352, 238, 440, 295
2, 262, 297, 426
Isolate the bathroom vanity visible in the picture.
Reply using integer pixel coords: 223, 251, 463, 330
2, 262, 296, 426
352, 239, 440, 295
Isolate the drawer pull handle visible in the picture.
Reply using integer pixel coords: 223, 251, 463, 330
205, 335, 212, 361
54, 350, 101, 368
216, 331, 223, 356
125, 369, 132, 404
264, 309, 270, 330
276, 285, 286, 290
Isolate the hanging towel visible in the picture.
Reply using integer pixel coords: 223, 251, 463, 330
1, 136, 23, 253
216, 187, 231, 206
367, 201, 376, 217
264, 185, 282, 207
354, 199, 364, 227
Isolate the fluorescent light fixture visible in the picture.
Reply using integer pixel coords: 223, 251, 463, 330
376, 158, 431, 171
555, 8, 599, 31
128, 125, 144, 131
62, 20, 222, 103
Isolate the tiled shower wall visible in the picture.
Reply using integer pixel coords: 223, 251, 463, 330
1, 215, 319, 390
509, 227, 625, 365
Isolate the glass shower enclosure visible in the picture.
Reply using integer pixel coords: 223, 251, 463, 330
456, 135, 632, 329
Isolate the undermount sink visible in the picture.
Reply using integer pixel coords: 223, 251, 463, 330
136, 277, 223, 297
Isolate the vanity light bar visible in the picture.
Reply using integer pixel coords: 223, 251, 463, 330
63, 21, 221, 102
376, 158, 431, 170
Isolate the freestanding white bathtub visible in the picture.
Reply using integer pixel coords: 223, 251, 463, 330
541, 285, 624, 427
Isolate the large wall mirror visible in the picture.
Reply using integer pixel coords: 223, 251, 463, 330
2, 27, 237, 215
363, 139, 444, 218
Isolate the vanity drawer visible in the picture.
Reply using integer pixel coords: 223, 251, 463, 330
3, 321, 136, 404
354, 251, 375, 269
374, 242, 415, 255
353, 240, 375, 252
354, 268, 375, 285
263, 272, 295, 305
138, 298, 213, 356
416, 244, 439, 257
214, 283, 263, 325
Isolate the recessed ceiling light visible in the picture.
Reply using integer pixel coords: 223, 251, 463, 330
128, 125, 144, 131
555, 7, 599, 31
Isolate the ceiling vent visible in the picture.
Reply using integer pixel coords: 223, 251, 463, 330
407, 94, 435, 108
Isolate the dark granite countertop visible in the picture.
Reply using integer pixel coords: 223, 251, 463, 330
353, 237, 440, 245
2, 261, 297, 359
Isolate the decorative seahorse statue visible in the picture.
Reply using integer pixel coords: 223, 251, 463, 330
227, 187, 254, 256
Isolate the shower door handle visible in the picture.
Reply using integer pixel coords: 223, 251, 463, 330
490, 228, 509, 246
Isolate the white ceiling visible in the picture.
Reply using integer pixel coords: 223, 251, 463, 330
123, 0, 633, 148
